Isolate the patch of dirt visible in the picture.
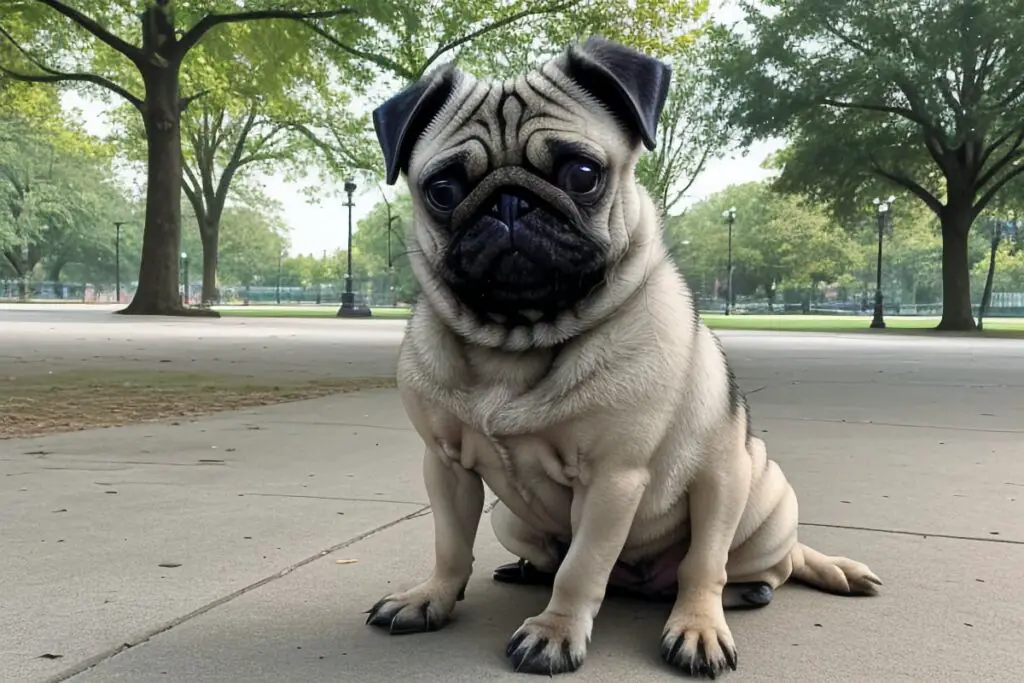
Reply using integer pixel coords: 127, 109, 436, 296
0, 370, 396, 439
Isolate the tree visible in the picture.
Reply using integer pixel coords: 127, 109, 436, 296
104, 16, 381, 304
215, 194, 290, 288
351, 190, 419, 303
668, 182, 856, 306
712, 0, 1024, 330
0, 113, 121, 286
635, 32, 735, 216
0, 0, 394, 316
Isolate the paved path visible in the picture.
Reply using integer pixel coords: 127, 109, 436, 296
0, 305, 406, 380
2, 306, 1023, 681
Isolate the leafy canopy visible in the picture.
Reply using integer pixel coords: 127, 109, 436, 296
712, 0, 1024, 221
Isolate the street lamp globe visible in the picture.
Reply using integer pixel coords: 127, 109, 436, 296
722, 206, 736, 220
181, 251, 187, 259
344, 178, 357, 195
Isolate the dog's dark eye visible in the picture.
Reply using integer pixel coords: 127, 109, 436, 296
424, 177, 466, 213
557, 158, 602, 197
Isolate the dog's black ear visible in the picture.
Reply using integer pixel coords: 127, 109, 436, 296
563, 36, 672, 150
372, 65, 461, 185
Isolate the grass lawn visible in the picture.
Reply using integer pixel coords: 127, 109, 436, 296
1, 370, 395, 439
217, 305, 412, 319
216, 305, 1024, 337
699, 314, 1024, 337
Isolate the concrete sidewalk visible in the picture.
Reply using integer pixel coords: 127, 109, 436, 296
3, 378, 1023, 683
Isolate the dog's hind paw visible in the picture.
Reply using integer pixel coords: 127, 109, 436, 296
365, 580, 463, 635
506, 611, 590, 675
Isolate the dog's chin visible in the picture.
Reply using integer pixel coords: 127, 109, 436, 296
442, 215, 607, 329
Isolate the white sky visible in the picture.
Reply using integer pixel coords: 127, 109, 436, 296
61, 0, 780, 257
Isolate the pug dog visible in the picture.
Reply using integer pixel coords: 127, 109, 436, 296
364, 36, 881, 678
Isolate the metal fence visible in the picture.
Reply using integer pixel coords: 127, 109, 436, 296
0, 276, 407, 308
3, 278, 1023, 317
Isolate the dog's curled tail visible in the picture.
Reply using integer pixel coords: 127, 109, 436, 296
788, 542, 882, 596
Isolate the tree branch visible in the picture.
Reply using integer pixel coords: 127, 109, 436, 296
286, 122, 376, 172
301, 21, 414, 81
821, 97, 929, 127
976, 125, 1024, 189
0, 25, 144, 109
180, 90, 210, 113
234, 125, 288, 168
35, 0, 143, 63
975, 164, 1024, 214
666, 145, 715, 212
182, 159, 202, 203
213, 113, 262, 209
822, 96, 949, 171
181, 161, 204, 222
819, 17, 874, 57
177, 8, 356, 57
4, 251, 20, 276
416, 0, 578, 78
868, 156, 944, 215
997, 77, 1024, 109
0, 65, 144, 110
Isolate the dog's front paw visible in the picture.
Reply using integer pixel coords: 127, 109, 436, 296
506, 611, 590, 675
365, 580, 462, 635
660, 601, 738, 679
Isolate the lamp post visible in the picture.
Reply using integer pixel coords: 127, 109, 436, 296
722, 207, 736, 315
114, 221, 125, 303
337, 177, 372, 317
181, 251, 189, 305
379, 183, 400, 308
870, 196, 895, 329
276, 248, 283, 305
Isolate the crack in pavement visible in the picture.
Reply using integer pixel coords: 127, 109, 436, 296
762, 415, 1024, 434
800, 521, 1023, 545
240, 492, 428, 506
234, 419, 416, 432
46, 505, 430, 683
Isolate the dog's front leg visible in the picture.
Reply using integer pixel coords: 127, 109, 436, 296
506, 467, 649, 675
366, 445, 484, 634
661, 439, 752, 678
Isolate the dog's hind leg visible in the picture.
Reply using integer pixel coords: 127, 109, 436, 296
720, 466, 799, 611
788, 542, 882, 596
721, 454, 881, 602
490, 501, 563, 586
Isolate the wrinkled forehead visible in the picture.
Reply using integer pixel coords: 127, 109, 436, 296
407, 62, 632, 184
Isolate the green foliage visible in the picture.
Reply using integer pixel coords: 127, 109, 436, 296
0, 113, 132, 281
668, 182, 858, 299
215, 200, 290, 287
347, 0, 708, 87
711, 0, 1024, 217
350, 190, 419, 302
972, 241, 1024, 291
635, 33, 735, 215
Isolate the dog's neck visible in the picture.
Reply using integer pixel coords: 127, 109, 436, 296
408, 194, 666, 353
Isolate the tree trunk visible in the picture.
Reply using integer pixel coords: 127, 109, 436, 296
937, 207, 977, 331
118, 64, 217, 317
47, 260, 66, 299
977, 228, 1001, 331
200, 219, 220, 304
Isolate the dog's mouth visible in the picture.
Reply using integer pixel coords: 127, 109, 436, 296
441, 173, 607, 327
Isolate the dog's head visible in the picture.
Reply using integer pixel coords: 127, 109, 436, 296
373, 37, 671, 350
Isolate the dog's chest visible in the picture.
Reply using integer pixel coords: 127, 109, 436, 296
461, 346, 552, 426
443, 347, 580, 527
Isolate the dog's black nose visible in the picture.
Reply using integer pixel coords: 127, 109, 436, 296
488, 193, 534, 227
